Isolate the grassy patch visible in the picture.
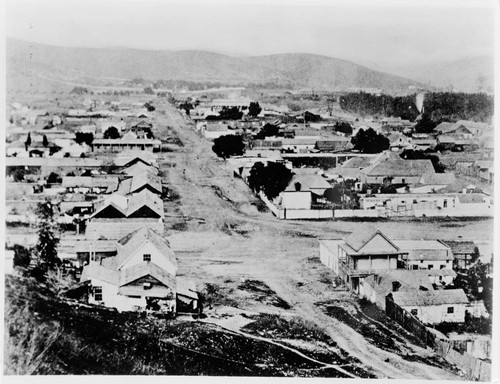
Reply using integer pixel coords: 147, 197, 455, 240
237, 280, 291, 309
5, 276, 360, 376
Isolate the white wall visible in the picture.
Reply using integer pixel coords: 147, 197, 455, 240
402, 303, 466, 324
282, 191, 312, 210
88, 277, 145, 312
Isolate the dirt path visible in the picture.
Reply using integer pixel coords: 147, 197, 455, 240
154, 104, 473, 380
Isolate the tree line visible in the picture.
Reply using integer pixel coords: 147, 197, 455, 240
339, 92, 493, 123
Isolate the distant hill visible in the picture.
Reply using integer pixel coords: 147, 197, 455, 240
7, 38, 422, 92
389, 56, 494, 93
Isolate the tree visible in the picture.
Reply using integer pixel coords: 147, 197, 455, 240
12, 244, 31, 269
103, 126, 120, 139
144, 102, 156, 112
255, 123, 279, 139
47, 172, 62, 184
143, 87, 155, 95
414, 113, 437, 134
42, 135, 49, 147
75, 132, 94, 149
247, 162, 294, 200
33, 200, 60, 278
212, 135, 245, 159
70, 86, 88, 95
334, 121, 353, 136
12, 168, 26, 182
25, 132, 32, 151
323, 186, 342, 204
219, 107, 243, 120
351, 128, 390, 153
248, 102, 262, 118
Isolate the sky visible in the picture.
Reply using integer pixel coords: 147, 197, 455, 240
4, 0, 497, 70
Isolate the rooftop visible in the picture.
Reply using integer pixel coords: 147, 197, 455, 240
391, 289, 469, 307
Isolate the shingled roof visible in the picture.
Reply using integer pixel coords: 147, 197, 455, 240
441, 241, 477, 255
102, 226, 177, 270
362, 156, 435, 177
119, 261, 176, 289
391, 289, 468, 307
343, 224, 400, 253
126, 189, 163, 218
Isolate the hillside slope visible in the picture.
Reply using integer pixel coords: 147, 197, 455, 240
389, 56, 494, 93
7, 38, 421, 92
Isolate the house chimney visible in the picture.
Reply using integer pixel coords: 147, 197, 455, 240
295, 182, 302, 191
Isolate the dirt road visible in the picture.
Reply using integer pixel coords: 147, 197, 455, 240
153, 104, 488, 379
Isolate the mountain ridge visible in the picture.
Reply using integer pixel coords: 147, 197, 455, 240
5, 38, 431, 92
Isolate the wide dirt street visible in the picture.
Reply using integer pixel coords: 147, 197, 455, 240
155, 104, 492, 379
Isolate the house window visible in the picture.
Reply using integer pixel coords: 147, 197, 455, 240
447, 307, 454, 314
412, 265, 419, 270
413, 199, 417, 204
402, 179, 406, 184
411, 309, 418, 316
94, 286, 103, 301
428, 264, 433, 270
143, 254, 151, 262
440, 265, 445, 269
443, 200, 448, 208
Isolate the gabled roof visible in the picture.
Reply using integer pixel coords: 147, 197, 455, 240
364, 270, 434, 296
80, 263, 119, 285
103, 226, 177, 270
284, 173, 331, 192
441, 240, 477, 255
126, 189, 163, 218
393, 240, 453, 261
341, 156, 372, 169
344, 224, 400, 253
119, 261, 176, 288
129, 169, 162, 195
122, 162, 158, 177
391, 289, 468, 307
363, 156, 435, 177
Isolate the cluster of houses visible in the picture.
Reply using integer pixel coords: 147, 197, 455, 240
319, 224, 488, 323
5, 100, 161, 159
59, 153, 199, 314
318, 224, 491, 378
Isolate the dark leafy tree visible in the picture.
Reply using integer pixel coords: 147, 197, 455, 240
255, 123, 280, 139
144, 102, 156, 112
323, 187, 342, 204
12, 244, 31, 269
304, 111, 321, 123
143, 87, 155, 95
334, 121, 353, 136
351, 128, 390, 153
248, 102, 262, 118
454, 261, 493, 314
103, 126, 120, 139
219, 107, 243, 120
25, 132, 32, 151
212, 135, 245, 159
414, 113, 437, 134
247, 162, 294, 200
70, 86, 88, 95
12, 168, 26, 182
75, 132, 94, 149
33, 200, 60, 278
47, 172, 62, 184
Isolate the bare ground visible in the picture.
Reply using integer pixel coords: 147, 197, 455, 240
146, 104, 493, 379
